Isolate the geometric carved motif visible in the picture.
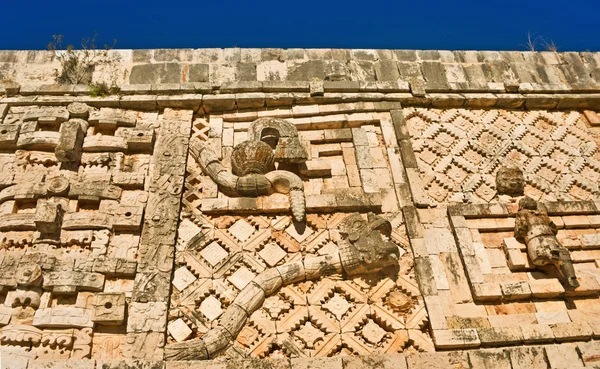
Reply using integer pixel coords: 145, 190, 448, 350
405, 108, 600, 204
167, 105, 433, 359
0, 104, 191, 362
169, 212, 431, 358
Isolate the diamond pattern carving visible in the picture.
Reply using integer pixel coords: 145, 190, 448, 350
405, 108, 600, 203
228, 219, 256, 242
227, 266, 256, 290
169, 210, 426, 358
361, 320, 387, 344
199, 296, 223, 321
322, 293, 352, 320
200, 241, 229, 267
294, 321, 325, 349
259, 242, 287, 267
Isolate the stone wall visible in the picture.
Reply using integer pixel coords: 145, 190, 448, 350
0, 48, 599, 94
1, 48, 600, 369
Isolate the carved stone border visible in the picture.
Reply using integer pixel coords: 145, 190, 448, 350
7, 340, 600, 368
126, 109, 193, 361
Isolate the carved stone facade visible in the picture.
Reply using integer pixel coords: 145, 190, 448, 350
166, 106, 429, 360
1, 48, 600, 368
0, 103, 191, 363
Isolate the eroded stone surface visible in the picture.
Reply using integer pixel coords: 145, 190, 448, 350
3, 54, 600, 366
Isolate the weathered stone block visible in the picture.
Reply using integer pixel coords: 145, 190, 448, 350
91, 292, 126, 325
468, 349, 512, 369
545, 343, 584, 368
291, 357, 342, 369
343, 354, 407, 369
130, 63, 182, 84
405, 351, 469, 369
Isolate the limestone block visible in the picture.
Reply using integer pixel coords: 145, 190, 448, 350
545, 343, 584, 368
33, 307, 94, 328
123, 332, 165, 361
500, 281, 531, 300
27, 360, 96, 369
172, 266, 197, 292
203, 95, 236, 113
92, 257, 137, 277
23, 107, 69, 124
0, 305, 12, 325
488, 313, 537, 328
342, 354, 406, 369
33, 201, 63, 234
82, 135, 128, 152
472, 283, 503, 301
0, 356, 29, 369
0, 213, 36, 231
432, 328, 480, 349
44, 271, 105, 293
88, 108, 136, 127
298, 160, 331, 177
17, 131, 61, 150
291, 357, 343, 369
477, 326, 523, 346
468, 349, 512, 369
15, 264, 42, 287
168, 318, 193, 343
304, 253, 342, 280
262, 193, 290, 213
227, 266, 256, 290
521, 324, 555, 343
0, 124, 19, 148
115, 127, 155, 152
405, 351, 470, 369
56, 119, 85, 162
506, 249, 528, 271
203, 326, 232, 358
220, 303, 248, 338
253, 268, 283, 295
507, 346, 549, 369
112, 171, 145, 188
577, 341, 600, 365
305, 194, 336, 211
550, 322, 593, 341
127, 302, 168, 333
67, 102, 90, 119
112, 205, 144, 231
92, 292, 126, 325
69, 181, 122, 201
535, 311, 571, 325
276, 261, 305, 284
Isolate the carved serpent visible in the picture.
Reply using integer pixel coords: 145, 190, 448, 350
189, 140, 306, 222
165, 213, 400, 360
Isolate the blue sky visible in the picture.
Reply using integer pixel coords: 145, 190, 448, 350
3, 0, 599, 51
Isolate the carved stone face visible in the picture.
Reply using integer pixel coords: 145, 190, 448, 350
496, 166, 525, 196
339, 213, 400, 276
15, 264, 42, 287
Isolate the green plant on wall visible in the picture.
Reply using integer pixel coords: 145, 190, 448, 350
47, 32, 120, 87
89, 81, 120, 97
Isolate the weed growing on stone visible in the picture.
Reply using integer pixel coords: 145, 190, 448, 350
47, 32, 119, 86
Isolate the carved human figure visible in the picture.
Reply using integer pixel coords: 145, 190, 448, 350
514, 196, 579, 288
